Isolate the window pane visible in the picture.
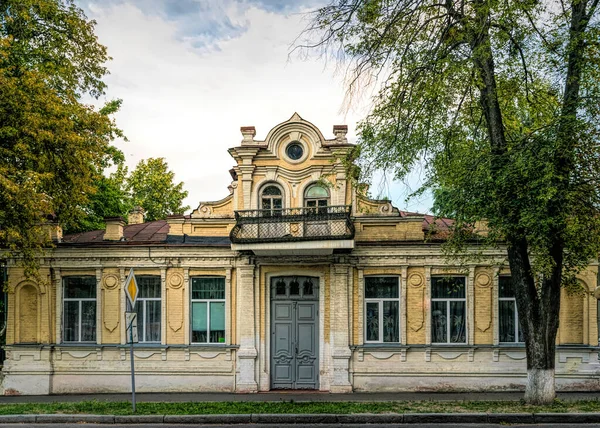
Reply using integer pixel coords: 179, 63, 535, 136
431, 277, 465, 299
303, 279, 314, 296
383, 301, 399, 342
64, 276, 96, 298
289, 279, 299, 295
272, 198, 282, 209
192, 302, 207, 342
210, 302, 225, 343
449, 301, 466, 343
135, 302, 143, 340
366, 302, 379, 341
365, 277, 399, 298
192, 277, 225, 299
81, 300, 96, 342
64, 301, 79, 342
499, 300, 517, 342
306, 185, 328, 198
499, 276, 515, 298
262, 185, 281, 196
431, 301, 447, 343
137, 276, 161, 298
146, 300, 161, 342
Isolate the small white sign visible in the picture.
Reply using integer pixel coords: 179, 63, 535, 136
125, 312, 138, 343
124, 268, 139, 307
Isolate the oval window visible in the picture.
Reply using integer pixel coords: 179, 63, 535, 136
286, 142, 304, 160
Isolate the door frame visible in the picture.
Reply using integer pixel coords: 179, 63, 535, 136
261, 270, 327, 391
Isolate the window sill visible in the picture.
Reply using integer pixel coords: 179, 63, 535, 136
352, 344, 408, 350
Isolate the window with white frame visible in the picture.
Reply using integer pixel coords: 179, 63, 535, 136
304, 183, 329, 214
260, 184, 283, 212
431, 276, 467, 344
63, 276, 96, 342
364, 276, 400, 343
134, 275, 161, 343
191, 277, 225, 343
499, 276, 524, 343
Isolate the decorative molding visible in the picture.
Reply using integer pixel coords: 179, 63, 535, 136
408, 273, 424, 287
409, 273, 425, 332
503, 351, 527, 360
103, 274, 119, 290
559, 352, 590, 363
475, 272, 492, 288
168, 272, 184, 289
434, 351, 466, 360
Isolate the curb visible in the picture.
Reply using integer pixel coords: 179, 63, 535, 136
2, 412, 600, 424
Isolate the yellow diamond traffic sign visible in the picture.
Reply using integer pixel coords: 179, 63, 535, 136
124, 268, 139, 307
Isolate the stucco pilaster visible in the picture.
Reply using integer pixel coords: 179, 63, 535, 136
330, 263, 352, 392
236, 261, 258, 392
54, 268, 62, 345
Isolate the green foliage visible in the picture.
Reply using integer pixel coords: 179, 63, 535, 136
1, 398, 600, 415
65, 165, 132, 234
126, 158, 189, 222
0, 0, 123, 276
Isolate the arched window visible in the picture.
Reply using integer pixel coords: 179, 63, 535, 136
305, 184, 329, 213
261, 184, 283, 212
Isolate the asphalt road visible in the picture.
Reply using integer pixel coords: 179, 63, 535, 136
1, 425, 600, 428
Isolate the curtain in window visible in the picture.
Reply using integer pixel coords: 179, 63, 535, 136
366, 302, 379, 341
137, 276, 161, 298
365, 277, 398, 298
146, 300, 161, 342
383, 301, 399, 342
431, 301, 447, 343
449, 301, 466, 343
192, 278, 225, 299
63, 301, 79, 342
81, 301, 96, 341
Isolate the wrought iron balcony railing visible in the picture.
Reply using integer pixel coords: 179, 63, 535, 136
230, 205, 355, 244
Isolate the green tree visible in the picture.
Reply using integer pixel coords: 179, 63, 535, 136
66, 163, 132, 233
0, 0, 123, 275
304, 0, 600, 403
127, 158, 189, 222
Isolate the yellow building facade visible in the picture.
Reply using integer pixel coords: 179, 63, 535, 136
2, 113, 600, 395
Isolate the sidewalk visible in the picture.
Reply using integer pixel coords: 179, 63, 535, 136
1, 390, 600, 404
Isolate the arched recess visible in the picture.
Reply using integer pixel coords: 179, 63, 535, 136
15, 282, 40, 344
302, 182, 331, 208
263, 113, 326, 159
253, 180, 291, 210
559, 282, 586, 345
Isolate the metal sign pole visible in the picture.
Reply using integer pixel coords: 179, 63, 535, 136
128, 301, 136, 413
124, 268, 139, 414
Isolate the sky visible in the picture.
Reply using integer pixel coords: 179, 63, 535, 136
77, 0, 434, 214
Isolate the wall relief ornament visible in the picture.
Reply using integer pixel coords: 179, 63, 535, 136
103, 274, 119, 290
169, 273, 184, 289
475, 272, 492, 288
408, 273, 424, 287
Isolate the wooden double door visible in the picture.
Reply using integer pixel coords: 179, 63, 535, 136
270, 276, 319, 390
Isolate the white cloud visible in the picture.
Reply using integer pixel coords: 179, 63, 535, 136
82, 0, 433, 214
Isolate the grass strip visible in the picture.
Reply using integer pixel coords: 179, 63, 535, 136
2, 399, 600, 415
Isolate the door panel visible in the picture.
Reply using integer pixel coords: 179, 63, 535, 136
295, 304, 318, 388
272, 302, 294, 388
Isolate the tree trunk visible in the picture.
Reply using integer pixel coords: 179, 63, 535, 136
507, 238, 562, 404
469, 1, 570, 404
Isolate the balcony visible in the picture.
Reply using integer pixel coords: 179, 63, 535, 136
230, 205, 355, 255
